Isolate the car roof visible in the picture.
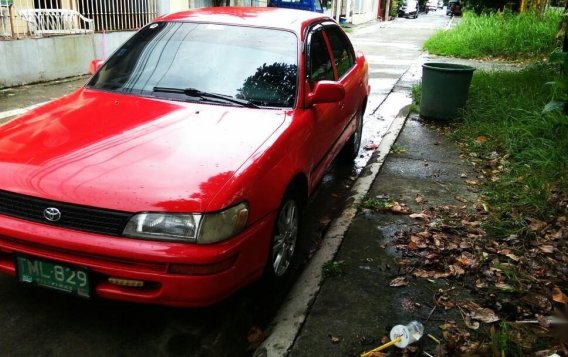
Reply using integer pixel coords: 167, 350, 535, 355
157, 7, 330, 34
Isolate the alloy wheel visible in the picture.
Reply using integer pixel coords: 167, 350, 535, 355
272, 199, 299, 277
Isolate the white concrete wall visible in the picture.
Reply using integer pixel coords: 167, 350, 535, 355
0, 31, 134, 89
352, 10, 376, 24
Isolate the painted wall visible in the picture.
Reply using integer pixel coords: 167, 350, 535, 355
0, 31, 133, 89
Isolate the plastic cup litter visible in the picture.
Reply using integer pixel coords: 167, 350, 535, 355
389, 321, 425, 348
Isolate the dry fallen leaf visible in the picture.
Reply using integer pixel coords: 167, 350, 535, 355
552, 287, 568, 305
454, 195, 468, 203
456, 252, 477, 267
539, 245, 555, 254
415, 194, 425, 204
475, 279, 487, 289
465, 180, 478, 186
460, 301, 500, 323
527, 217, 547, 232
390, 204, 411, 214
413, 269, 450, 279
409, 213, 430, 221
461, 220, 481, 227
449, 264, 465, 276
475, 135, 488, 144
329, 335, 341, 344
367, 352, 387, 357
247, 326, 264, 349
494, 283, 515, 291
464, 315, 480, 330
389, 276, 409, 287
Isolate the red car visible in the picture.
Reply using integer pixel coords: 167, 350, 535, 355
0, 7, 369, 307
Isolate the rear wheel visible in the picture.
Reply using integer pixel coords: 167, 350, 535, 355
343, 109, 364, 161
266, 190, 300, 279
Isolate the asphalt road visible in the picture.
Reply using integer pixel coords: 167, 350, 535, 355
0, 11, 449, 357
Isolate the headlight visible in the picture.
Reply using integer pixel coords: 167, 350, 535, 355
123, 213, 202, 241
123, 202, 249, 244
198, 202, 249, 244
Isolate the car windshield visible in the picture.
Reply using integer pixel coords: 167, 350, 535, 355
87, 22, 298, 108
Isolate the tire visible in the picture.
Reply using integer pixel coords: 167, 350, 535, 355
265, 189, 301, 280
343, 109, 364, 161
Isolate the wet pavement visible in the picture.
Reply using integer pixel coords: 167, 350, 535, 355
290, 113, 478, 356
0, 11, 450, 357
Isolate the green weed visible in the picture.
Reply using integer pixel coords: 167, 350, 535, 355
361, 198, 391, 210
492, 322, 524, 357
424, 11, 561, 60
493, 263, 521, 291
390, 144, 407, 154
410, 84, 422, 113
322, 260, 345, 278
412, 83, 422, 106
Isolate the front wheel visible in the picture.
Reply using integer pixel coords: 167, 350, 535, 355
266, 192, 300, 279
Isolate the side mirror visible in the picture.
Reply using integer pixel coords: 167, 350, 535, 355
89, 59, 103, 75
306, 81, 345, 107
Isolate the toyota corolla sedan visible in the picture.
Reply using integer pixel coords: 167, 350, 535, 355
0, 7, 369, 307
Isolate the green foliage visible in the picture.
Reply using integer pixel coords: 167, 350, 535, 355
467, 0, 519, 14
322, 260, 345, 278
412, 83, 422, 105
424, 11, 561, 60
390, 0, 401, 18
452, 64, 568, 236
493, 322, 524, 356
410, 83, 422, 113
361, 198, 391, 210
543, 50, 568, 114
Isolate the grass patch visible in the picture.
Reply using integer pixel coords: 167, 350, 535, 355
453, 64, 568, 236
424, 11, 561, 60
361, 198, 392, 210
410, 83, 422, 113
322, 260, 345, 278
390, 144, 407, 154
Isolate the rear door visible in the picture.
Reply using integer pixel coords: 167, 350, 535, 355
323, 24, 359, 140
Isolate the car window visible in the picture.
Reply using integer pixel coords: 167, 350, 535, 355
314, 0, 322, 11
88, 22, 298, 108
324, 26, 355, 79
307, 29, 334, 87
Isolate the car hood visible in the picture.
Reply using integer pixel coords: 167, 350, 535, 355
0, 89, 286, 212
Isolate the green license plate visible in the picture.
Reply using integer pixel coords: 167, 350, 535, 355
15, 256, 91, 298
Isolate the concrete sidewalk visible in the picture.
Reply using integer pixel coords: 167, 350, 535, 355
288, 110, 477, 356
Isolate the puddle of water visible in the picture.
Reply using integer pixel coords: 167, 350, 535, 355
354, 91, 413, 173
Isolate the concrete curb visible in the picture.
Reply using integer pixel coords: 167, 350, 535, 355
254, 98, 412, 357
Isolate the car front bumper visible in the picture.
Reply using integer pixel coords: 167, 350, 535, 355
0, 212, 275, 307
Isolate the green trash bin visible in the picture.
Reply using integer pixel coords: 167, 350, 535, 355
420, 62, 475, 121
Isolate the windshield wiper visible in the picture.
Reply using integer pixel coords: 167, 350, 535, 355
153, 87, 258, 108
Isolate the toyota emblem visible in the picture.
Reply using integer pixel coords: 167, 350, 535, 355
43, 207, 62, 222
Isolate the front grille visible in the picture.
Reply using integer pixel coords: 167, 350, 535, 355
0, 189, 132, 236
